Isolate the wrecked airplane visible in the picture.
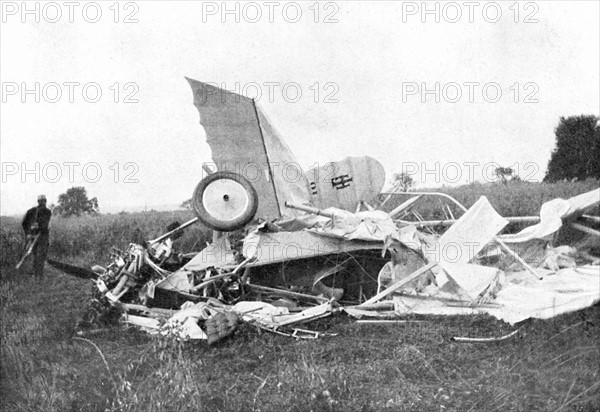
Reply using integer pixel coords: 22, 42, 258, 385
48, 79, 600, 344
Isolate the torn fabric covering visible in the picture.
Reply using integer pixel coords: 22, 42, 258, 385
439, 263, 503, 301
390, 265, 600, 324
232, 301, 332, 329
498, 188, 600, 243
123, 299, 229, 341
541, 246, 578, 271
156, 236, 236, 291
308, 208, 420, 245
276, 213, 330, 231
122, 314, 161, 332
431, 196, 508, 265
160, 300, 226, 340
187, 78, 309, 220
181, 235, 236, 272
242, 230, 381, 265
155, 270, 192, 292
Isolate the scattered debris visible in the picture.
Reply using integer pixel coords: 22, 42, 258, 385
47, 80, 600, 344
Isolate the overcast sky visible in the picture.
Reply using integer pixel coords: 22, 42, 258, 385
1, 1, 598, 216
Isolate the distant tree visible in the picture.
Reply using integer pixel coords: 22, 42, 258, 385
54, 187, 99, 217
495, 167, 514, 185
180, 199, 192, 210
544, 115, 600, 182
392, 172, 415, 192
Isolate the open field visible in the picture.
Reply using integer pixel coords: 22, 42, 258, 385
1, 210, 212, 268
1, 180, 599, 411
2, 179, 598, 269
380, 179, 600, 232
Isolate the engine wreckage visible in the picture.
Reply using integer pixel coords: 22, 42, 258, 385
49, 79, 600, 345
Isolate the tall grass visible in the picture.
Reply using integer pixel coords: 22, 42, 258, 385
2, 273, 598, 412
433, 179, 599, 217
380, 179, 599, 233
2, 180, 597, 269
1, 181, 599, 411
1, 210, 211, 269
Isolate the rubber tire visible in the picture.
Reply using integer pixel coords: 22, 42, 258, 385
192, 171, 259, 231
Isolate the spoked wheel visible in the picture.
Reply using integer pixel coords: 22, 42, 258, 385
192, 171, 259, 231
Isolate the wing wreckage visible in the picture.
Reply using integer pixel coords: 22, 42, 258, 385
49, 79, 600, 345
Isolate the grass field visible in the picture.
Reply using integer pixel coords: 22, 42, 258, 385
1, 180, 599, 411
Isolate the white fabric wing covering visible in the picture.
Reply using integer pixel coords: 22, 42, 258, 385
498, 188, 600, 243
309, 208, 421, 245
433, 196, 508, 265
392, 266, 599, 324
440, 263, 503, 301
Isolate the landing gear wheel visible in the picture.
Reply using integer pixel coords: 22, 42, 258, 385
192, 171, 259, 231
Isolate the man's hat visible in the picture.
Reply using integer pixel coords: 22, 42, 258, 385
37, 194, 47, 201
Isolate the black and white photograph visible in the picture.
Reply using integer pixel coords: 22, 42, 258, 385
1, 1, 599, 410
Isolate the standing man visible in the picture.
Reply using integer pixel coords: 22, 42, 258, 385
21, 195, 52, 277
